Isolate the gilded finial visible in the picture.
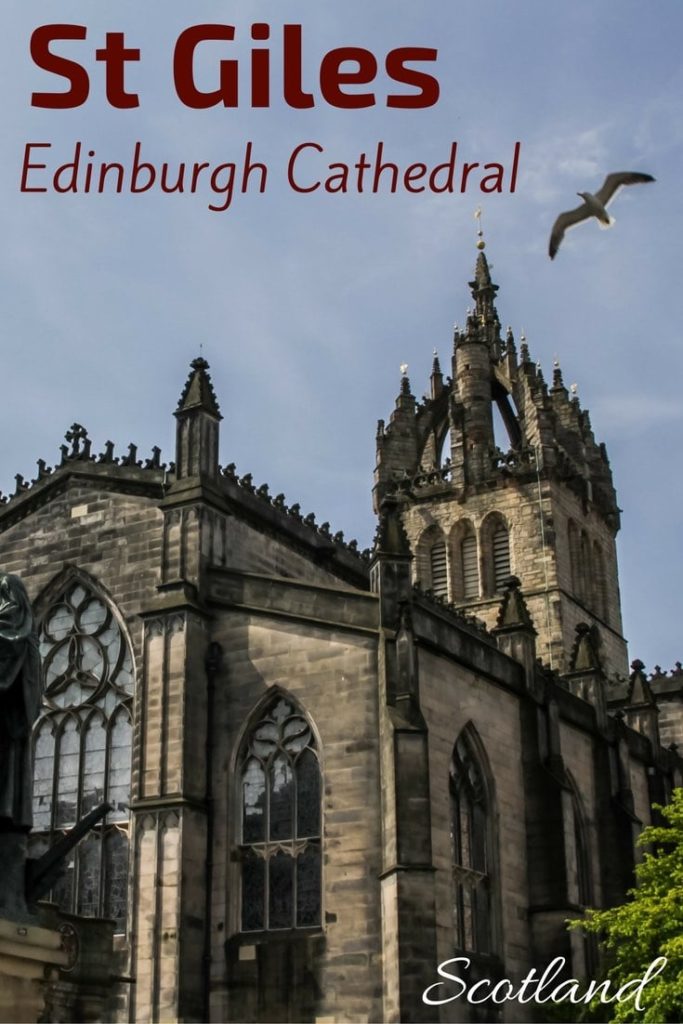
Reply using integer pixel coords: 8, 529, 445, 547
400, 363, 409, 377
474, 207, 485, 250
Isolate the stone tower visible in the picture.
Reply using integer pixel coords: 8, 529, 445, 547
374, 246, 628, 678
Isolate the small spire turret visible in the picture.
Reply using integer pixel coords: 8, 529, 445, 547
174, 356, 222, 481
430, 351, 443, 398
552, 359, 565, 391
469, 250, 500, 324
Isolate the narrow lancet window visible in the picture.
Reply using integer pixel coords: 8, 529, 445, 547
461, 534, 479, 598
450, 730, 495, 955
430, 540, 449, 598
492, 525, 511, 592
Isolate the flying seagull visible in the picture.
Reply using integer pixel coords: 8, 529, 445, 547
548, 171, 655, 259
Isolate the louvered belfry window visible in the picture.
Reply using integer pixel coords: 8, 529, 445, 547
240, 696, 322, 932
31, 578, 133, 932
492, 526, 511, 592
430, 540, 448, 598
461, 535, 479, 598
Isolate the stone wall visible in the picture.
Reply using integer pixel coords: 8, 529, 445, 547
419, 649, 532, 1001
402, 474, 627, 679
207, 574, 383, 1023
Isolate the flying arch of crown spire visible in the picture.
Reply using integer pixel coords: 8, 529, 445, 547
374, 246, 626, 677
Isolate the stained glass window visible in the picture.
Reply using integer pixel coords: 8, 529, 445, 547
30, 579, 133, 932
239, 696, 321, 932
450, 731, 493, 954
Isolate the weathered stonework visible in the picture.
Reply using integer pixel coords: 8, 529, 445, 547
0, 262, 681, 1023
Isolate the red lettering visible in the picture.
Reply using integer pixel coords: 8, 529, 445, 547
282, 25, 314, 109
30, 25, 89, 109
20, 143, 50, 191
95, 32, 140, 108
251, 23, 270, 107
288, 142, 322, 192
174, 25, 238, 108
319, 48, 377, 109
385, 47, 439, 109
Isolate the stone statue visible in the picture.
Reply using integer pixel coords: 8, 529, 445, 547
0, 573, 41, 919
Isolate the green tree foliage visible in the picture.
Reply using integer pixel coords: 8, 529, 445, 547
572, 788, 683, 1023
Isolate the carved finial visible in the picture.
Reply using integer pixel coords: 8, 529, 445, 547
552, 357, 564, 390
627, 659, 657, 707
120, 443, 141, 468
569, 622, 603, 674
176, 357, 222, 419
400, 368, 412, 397
145, 446, 163, 471
65, 423, 90, 459
98, 441, 116, 465
495, 576, 536, 632
373, 496, 412, 559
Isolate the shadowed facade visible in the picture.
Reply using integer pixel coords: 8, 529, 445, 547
0, 256, 681, 1023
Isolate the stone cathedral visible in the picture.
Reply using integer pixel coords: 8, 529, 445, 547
0, 248, 681, 1024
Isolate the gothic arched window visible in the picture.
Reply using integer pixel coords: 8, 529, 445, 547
568, 519, 582, 599
239, 695, 322, 932
31, 576, 134, 932
592, 541, 607, 622
430, 540, 449, 598
481, 514, 511, 596
450, 729, 495, 955
450, 520, 479, 601
461, 535, 479, 598
492, 526, 511, 592
567, 778, 597, 976
580, 531, 593, 606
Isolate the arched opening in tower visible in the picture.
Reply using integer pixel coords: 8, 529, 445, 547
491, 381, 522, 452
437, 428, 452, 468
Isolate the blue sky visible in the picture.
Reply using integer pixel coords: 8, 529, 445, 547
1, 1, 682, 672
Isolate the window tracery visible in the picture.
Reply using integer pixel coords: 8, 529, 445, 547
239, 695, 322, 932
31, 579, 133, 932
450, 730, 494, 955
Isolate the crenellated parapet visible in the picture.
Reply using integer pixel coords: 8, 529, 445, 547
217, 460, 372, 568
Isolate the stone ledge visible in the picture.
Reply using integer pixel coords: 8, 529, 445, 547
0, 916, 69, 1024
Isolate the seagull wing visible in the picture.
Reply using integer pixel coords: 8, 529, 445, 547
594, 171, 655, 207
548, 202, 592, 259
